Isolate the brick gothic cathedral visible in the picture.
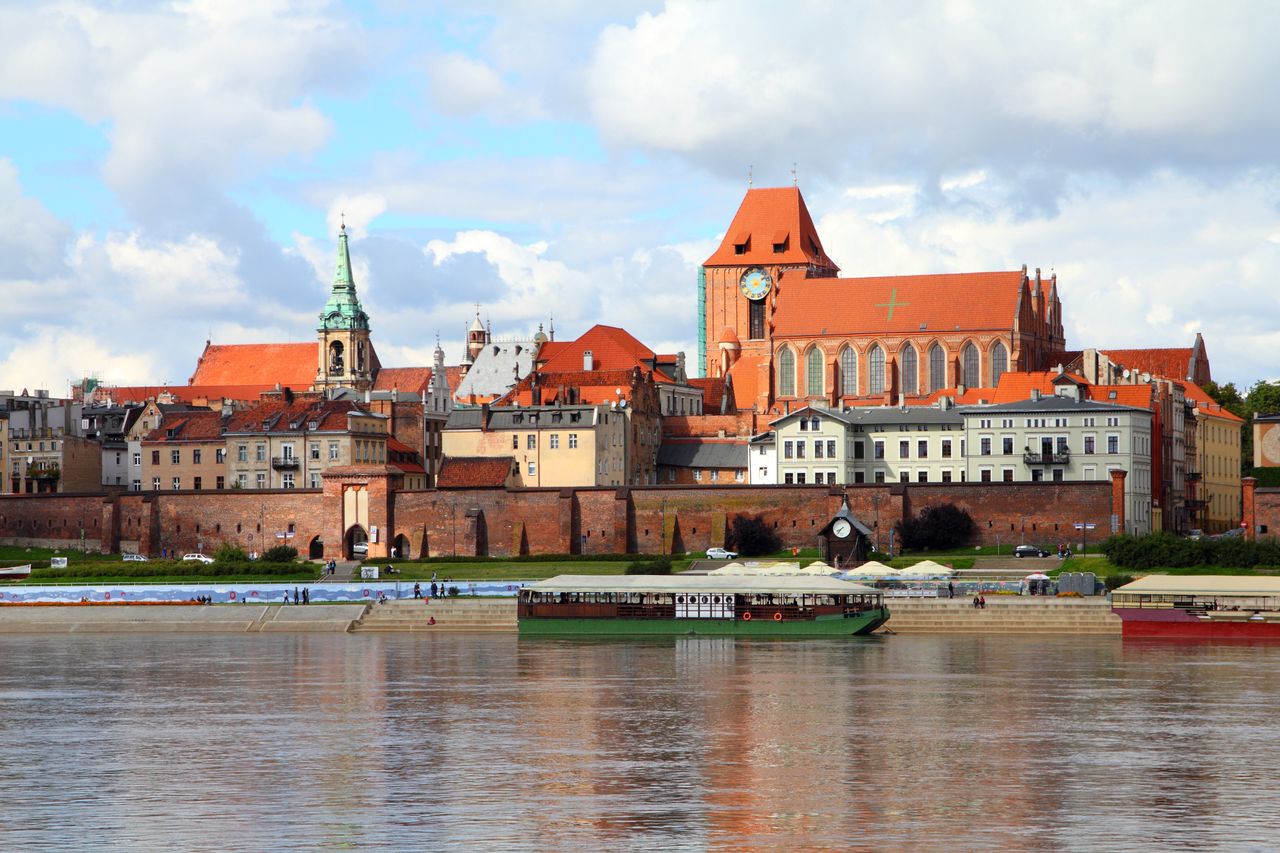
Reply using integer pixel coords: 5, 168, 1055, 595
699, 187, 1066, 414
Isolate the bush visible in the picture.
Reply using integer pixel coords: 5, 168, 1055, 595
625, 556, 673, 575
1104, 573, 1135, 591
1102, 533, 1280, 571
214, 543, 249, 565
727, 514, 782, 557
262, 545, 298, 564
896, 504, 975, 551
27, 561, 308, 580
447, 586, 460, 597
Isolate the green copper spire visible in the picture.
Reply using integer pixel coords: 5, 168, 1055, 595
318, 223, 370, 331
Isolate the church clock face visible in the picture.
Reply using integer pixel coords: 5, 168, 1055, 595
739, 267, 772, 300
832, 519, 852, 539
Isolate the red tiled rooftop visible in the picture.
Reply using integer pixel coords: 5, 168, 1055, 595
437, 456, 512, 488
1101, 348, 1193, 382
189, 342, 317, 387
703, 187, 839, 270
536, 325, 657, 373
141, 410, 224, 443
771, 270, 1027, 337
374, 367, 433, 395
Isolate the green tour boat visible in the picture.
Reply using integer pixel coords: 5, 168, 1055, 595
517, 574, 888, 636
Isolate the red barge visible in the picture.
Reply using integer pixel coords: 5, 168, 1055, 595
1112, 575, 1280, 639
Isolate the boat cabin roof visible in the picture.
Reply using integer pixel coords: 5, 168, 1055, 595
525, 574, 877, 596
1114, 575, 1280, 598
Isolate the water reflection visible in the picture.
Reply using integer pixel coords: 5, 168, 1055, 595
1, 634, 1279, 851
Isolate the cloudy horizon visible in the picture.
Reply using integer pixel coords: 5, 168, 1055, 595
3, 1, 1279, 394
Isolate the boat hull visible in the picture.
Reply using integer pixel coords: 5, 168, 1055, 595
518, 608, 889, 636
1114, 607, 1280, 639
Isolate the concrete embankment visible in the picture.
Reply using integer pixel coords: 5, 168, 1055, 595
0, 604, 369, 633
881, 597, 1120, 634
0, 597, 1122, 635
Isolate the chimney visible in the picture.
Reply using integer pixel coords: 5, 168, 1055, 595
1030, 388, 1042, 401
480, 402, 490, 431
583, 349, 593, 371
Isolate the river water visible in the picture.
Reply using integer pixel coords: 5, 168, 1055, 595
2, 634, 1278, 852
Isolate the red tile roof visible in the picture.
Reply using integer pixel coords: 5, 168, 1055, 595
536, 325, 657, 373
386, 437, 427, 473
771, 270, 1026, 337
1182, 382, 1244, 423
688, 377, 728, 412
726, 352, 763, 410
102, 384, 277, 405
498, 369, 646, 406
1100, 348, 1193, 382
374, 367, 432, 395
141, 410, 225, 443
188, 343, 316, 387
223, 398, 371, 434
703, 187, 838, 270
437, 456, 513, 488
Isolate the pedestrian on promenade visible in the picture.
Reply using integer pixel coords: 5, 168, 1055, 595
979, 594, 987, 609
972, 594, 980, 609
283, 591, 290, 605
947, 581, 955, 599
302, 588, 310, 605
413, 583, 421, 599
294, 586, 300, 605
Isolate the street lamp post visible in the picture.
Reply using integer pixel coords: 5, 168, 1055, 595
660, 498, 667, 556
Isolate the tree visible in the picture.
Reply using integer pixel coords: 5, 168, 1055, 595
727, 513, 782, 557
1241, 380, 1280, 475
895, 504, 975, 551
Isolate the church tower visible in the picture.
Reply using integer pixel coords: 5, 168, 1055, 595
700, 186, 839, 408
314, 223, 376, 393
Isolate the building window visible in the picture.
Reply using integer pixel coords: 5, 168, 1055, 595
131, 479, 141, 491
568, 433, 579, 449
1003, 436, 1013, 454
216, 448, 225, 464
784, 441, 793, 459
171, 450, 180, 465
980, 437, 992, 455
256, 472, 266, 488
1003, 468, 1015, 482
874, 471, 886, 483
901, 345, 918, 395
854, 471, 865, 483
132, 452, 141, 467
961, 342, 979, 388
329, 442, 339, 460
827, 440, 836, 457
784, 472, 794, 484
918, 471, 928, 483
941, 439, 952, 458
854, 441, 865, 460
1056, 436, 1069, 454
840, 348, 857, 396
796, 473, 806, 484
874, 440, 884, 460
216, 476, 225, 489
1084, 435, 1096, 454
942, 470, 952, 483
980, 469, 991, 482
749, 299, 765, 340
900, 471, 909, 483
806, 347, 823, 397
917, 439, 928, 458
778, 348, 796, 396
815, 441, 824, 459
735, 470, 745, 482
152, 477, 161, 490
256, 444, 266, 462
152, 450, 161, 465
1052, 468, 1064, 482
171, 477, 181, 490
550, 434, 559, 449
928, 343, 946, 392
310, 443, 320, 460
194, 449, 203, 464
1108, 434, 1119, 453
796, 442, 806, 459
869, 345, 885, 395
899, 440, 909, 458
1031, 469, 1044, 482
310, 473, 320, 488
527, 434, 536, 450
282, 473, 295, 489
527, 461, 536, 476
667, 469, 675, 482
710, 470, 719, 482
237, 444, 248, 462
991, 341, 1008, 386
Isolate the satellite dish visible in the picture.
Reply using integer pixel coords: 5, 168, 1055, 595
1122, 369, 1131, 379
1140, 372, 1151, 383
615, 388, 623, 396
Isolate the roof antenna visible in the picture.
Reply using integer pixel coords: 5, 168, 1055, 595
748, 164, 753, 188
791, 162, 798, 186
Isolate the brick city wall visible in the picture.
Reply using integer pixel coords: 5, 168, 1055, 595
0, 479, 1119, 558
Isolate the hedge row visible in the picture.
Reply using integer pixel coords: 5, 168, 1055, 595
29, 562, 314, 580
388, 553, 662, 565
1101, 533, 1280, 570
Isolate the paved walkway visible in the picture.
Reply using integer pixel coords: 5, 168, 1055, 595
315, 560, 360, 583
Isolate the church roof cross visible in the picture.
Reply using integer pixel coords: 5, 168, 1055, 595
875, 288, 910, 321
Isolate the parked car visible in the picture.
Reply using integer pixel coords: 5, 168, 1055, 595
705, 547, 738, 560
182, 553, 215, 564
1188, 529, 1204, 541
352, 542, 369, 556
122, 553, 149, 562
1014, 544, 1050, 558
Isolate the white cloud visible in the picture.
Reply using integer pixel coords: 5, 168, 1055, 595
326, 194, 387, 241
426, 52, 517, 116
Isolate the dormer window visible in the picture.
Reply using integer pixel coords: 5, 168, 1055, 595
308, 421, 319, 430
733, 232, 749, 255
772, 231, 788, 253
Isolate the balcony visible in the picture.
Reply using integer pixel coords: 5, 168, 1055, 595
29, 463, 60, 480
1023, 450, 1070, 466
271, 456, 301, 470
1185, 470, 1201, 481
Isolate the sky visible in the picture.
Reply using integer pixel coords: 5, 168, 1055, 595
2, 0, 1279, 394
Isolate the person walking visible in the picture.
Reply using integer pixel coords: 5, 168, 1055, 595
430, 581, 438, 599
947, 581, 955, 599
413, 582, 422, 599
302, 587, 309, 605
